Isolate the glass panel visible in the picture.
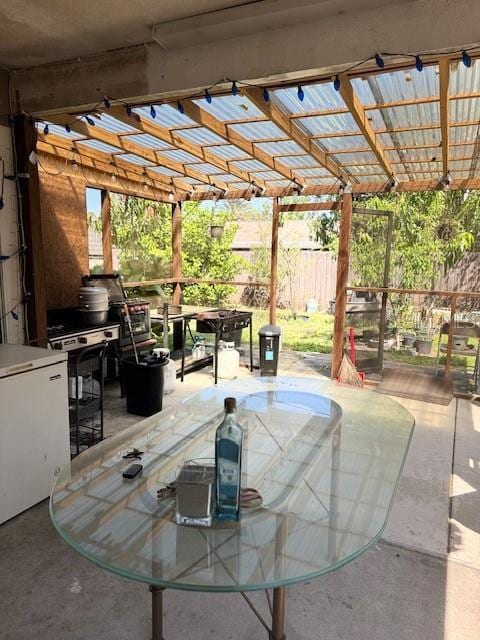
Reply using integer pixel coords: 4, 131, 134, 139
51, 376, 414, 592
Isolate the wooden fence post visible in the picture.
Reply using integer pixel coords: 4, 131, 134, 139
172, 202, 182, 305
269, 198, 280, 325
331, 193, 353, 378
101, 190, 113, 272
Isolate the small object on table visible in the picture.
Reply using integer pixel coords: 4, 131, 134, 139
122, 448, 144, 460
175, 464, 216, 527
122, 463, 143, 479
240, 488, 262, 509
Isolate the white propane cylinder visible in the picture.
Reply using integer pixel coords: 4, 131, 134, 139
217, 341, 240, 379
153, 347, 176, 395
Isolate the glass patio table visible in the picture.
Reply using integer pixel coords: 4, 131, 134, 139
50, 376, 414, 639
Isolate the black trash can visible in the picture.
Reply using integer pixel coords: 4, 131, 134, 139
122, 355, 168, 416
258, 324, 281, 376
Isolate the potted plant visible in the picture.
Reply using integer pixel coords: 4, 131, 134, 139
414, 325, 434, 355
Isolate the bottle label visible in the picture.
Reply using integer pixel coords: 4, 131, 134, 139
265, 350, 274, 361
217, 438, 240, 506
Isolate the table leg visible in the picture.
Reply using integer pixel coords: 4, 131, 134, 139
181, 319, 187, 382
214, 330, 219, 385
270, 587, 286, 640
150, 585, 165, 640
249, 319, 253, 372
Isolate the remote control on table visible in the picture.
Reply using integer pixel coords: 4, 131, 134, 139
122, 463, 143, 479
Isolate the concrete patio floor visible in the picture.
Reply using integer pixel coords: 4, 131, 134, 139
1, 355, 480, 639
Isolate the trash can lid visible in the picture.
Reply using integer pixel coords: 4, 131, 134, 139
258, 324, 282, 336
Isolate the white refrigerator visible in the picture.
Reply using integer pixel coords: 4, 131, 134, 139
0, 344, 70, 524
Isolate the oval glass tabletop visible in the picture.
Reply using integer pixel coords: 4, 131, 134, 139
50, 376, 414, 593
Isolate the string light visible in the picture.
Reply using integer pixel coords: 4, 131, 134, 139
126, 104, 133, 117
333, 75, 341, 91
462, 50, 472, 68
103, 96, 111, 109
263, 87, 270, 102
72, 160, 79, 172
168, 192, 175, 201
375, 53, 385, 68
65, 124, 71, 133
231, 81, 239, 96
415, 55, 423, 72
205, 89, 212, 104
85, 115, 95, 126
150, 104, 157, 119
43, 124, 49, 135
297, 85, 305, 101
177, 101, 184, 114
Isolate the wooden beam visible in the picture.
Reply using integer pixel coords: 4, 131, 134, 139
243, 86, 346, 180
104, 106, 264, 190
172, 202, 182, 305
124, 278, 269, 288
101, 190, 113, 272
14, 116, 48, 345
338, 76, 393, 178
277, 201, 340, 212
270, 198, 280, 325
439, 58, 451, 177
331, 193, 352, 379
180, 99, 300, 185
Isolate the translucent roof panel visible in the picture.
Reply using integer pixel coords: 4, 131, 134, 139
272, 82, 345, 114
377, 128, 441, 147
346, 164, 383, 176
118, 153, 154, 166
188, 162, 224, 175
175, 127, 226, 146
321, 135, 369, 152
134, 105, 197, 128
401, 162, 441, 174
77, 139, 122, 155
294, 168, 333, 178
450, 124, 480, 145
450, 145, 475, 160
159, 149, 200, 164
149, 166, 183, 177
40, 123, 85, 140
352, 65, 439, 105
391, 148, 439, 163
228, 121, 287, 141
266, 179, 292, 188
207, 173, 243, 184
331, 151, 378, 165
278, 155, 319, 169
298, 113, 360, 136
367, 103, 440, 131
231, 159, 271, 173
206, 145, 251, 161
96, 113, 139, 134
255, 140, 304, 156
305, 177, 338, 185
450, 97, 480, 124
450, 58, 480, 96
127, 134, 174, 151
450, 159, 474, 172
251, 170, 287, 181
192, 95, 264, 121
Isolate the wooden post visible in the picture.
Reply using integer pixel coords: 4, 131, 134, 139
331, 193, 353, 379
269, 198, 280, 325
13, 115, 47, 345
444, 295, 457, 378
172, 202, 182, 305
101, 190, 113, 272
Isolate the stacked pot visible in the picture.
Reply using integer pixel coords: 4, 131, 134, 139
78, 286, 109, 326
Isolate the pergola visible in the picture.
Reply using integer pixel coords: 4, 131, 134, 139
28, 50, 480, 378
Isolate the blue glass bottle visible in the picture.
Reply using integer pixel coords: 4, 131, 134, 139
215, 397, 243, 521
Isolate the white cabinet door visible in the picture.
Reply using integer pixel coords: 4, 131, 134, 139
0, 361, 70, 524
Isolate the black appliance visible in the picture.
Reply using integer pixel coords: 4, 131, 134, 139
82, 274, 151, 347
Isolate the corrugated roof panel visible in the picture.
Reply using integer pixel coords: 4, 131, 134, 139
188, 162, 224, 175
321, 135, 368, 152
192, 95, 264, 121
77, 139, 121, 155
232, 159, 270, 172
294, 168, 332, 178
368, 102, 440, 131
378, 128, 441, 147
40, 123, 85, 140
272, 82, 345, 114
175, 177, 203, 185
450, 96, 480, 123
159, 149, 200, 164
402, 161, 442, 173
346, 164, 383, 175
149, 166, 183, 177
450, 171, 470, 179
206, 145, 250, 161
450, 159, 473, 171
450, 58, 480, 96
127, 134, 173, 150
392, 148, 439, 163
208, 173, 243, 184
450, 145, 475, 159
304, 177, 338, 185
228, 181, 251, 190
278, 155, 318, 169
348, 173, 386, 182
352, 65, 439, 104
298, 113, 360, 135
96, 113, 139, 134
175, 127, 226, 146
255, 140, 304, 156
251, 170, 287, 181
333, 150, 378, 165
118, 153, 153, 166
134, 104, 196, 128
450, 124, 480, 144
229, 120, 287, 140
384, 149, 403, 163
266, 179, 292, 188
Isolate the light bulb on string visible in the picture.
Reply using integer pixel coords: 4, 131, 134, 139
126, 104, 133, 117
231, 81, 238, 96
263, 87, 270, 102
103, 96, 111, 109
72, 159, 79, 172
333, 75, 341, 91
462, 50, 472, 68
168, 192, 175, 202
11, 310, 18, 321
111, 173, 117, 182
85, 115, 95, 126
205, 89, 212, 104
375, 53, 385, 68
297, 85, 305, 101
415, 55, 423, 72
177, 101, 184, 114
43, 123, 49, 135
150, 105, 156, 119
65, 123, 71, 133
